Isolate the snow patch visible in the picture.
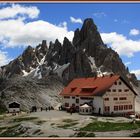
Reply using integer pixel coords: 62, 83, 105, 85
22, 68, 35, 77
22, 70, 29, 76
38, 72, 42, 79
37, 46, 41, 51
36, 55, 46, 65
40, 53, 43, 56
88, 56, 97, 71
97, 68, 111, 77
33, 66, 40, 78
52, 51, 57, 56
30, 67, 34, 71
96, 68, 102, 77
39, 55, 46, 65
53, 63, 70, 78
83, 48, 86, 52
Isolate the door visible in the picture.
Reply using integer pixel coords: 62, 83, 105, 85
76, 98, 79, 104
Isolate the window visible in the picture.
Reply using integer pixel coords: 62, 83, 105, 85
113, 89, 116, 92
118, 89, 122, 92
119, 82, 122, 85
104, 106, 110, 112
124, 105, 128, 110
72, 97, 75, 99
86, 109, 88, 112
119, 97, 127, 100
81, 88, 96, 93
107, 89, 111, 92
104, 98, 109, 101
114, 97, 118, 101
76, 98, 79, 103
114, 106, 118, 111
72, 103, 75, 106
119, 105, 123, 110
64, 96, 70, 99
65, 103, 69, 107
124, 89, 129, 92
80, 97, 93, 100
114, 82, 117, 85
129, 105, 132, 109
71, 87, 76, 92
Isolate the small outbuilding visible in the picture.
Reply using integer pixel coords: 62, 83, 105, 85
79, 104, 93, 115
8, 101, 20, 113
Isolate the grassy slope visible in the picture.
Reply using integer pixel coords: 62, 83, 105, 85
80, 121, 140, 132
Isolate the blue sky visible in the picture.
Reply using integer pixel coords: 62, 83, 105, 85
0, 3, 140, 79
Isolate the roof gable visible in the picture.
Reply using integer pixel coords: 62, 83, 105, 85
8, 101, 20, 105
119, 77, 137, 95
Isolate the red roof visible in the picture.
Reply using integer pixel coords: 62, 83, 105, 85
60, 75, 137, 96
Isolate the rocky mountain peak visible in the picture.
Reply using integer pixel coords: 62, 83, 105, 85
80, 18, 99, 41
81, 18, 96, 32
55, 39, 61, 47
72, 28, 80, 46
63, 37, 72, 46
0, 18, 138, 87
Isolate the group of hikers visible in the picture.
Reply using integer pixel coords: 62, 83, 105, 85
30, 106, 54, 113
58, 105, 76, 115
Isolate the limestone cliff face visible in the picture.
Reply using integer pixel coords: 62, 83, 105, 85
0, 18, 138, 85
44, 18, 137, 86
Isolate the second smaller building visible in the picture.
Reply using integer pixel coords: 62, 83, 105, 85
8, 101, 20, 113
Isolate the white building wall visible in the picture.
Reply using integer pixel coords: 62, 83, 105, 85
103, 79, 135, 114
93, 96, 103, 114
62, 96, 93, 107
8, 108, 20, 113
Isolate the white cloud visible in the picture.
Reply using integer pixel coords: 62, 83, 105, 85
125, 62, 131, 66
129, 29, 140, 36
93, 12, 106, 18
0, 4, 74, 48
131, 69, 140, 79
0, 4, 40, 20
0, 18, 74, 48
0, 4, 74, 49
0, 50, 11, 66
101, 32, 140, 57
70, 17, 83, 24
58, 21, 67, 29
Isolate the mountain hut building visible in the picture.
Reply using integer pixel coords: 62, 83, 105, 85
60, 75, 137, 116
